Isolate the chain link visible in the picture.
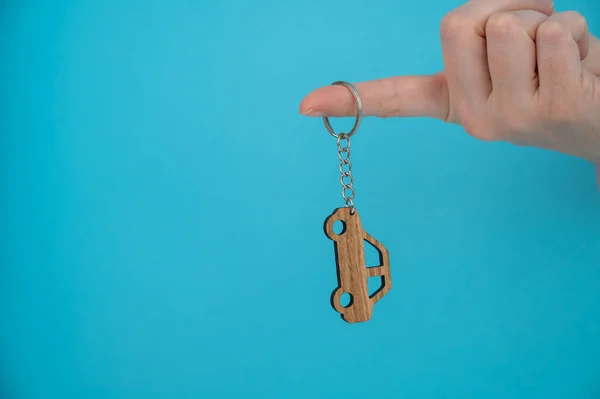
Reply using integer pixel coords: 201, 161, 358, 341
337, 133, 355, 213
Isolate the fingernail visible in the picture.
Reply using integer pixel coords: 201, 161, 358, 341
301, 108, 324, 116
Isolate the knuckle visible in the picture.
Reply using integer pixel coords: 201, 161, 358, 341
452, 103, 502, 142
486, 12, 523, 36
470, 127, 498, 142
440, 12, 471, 40
536, 20, 569, 43
564, 11, 587, 29
460, 114, 498, 142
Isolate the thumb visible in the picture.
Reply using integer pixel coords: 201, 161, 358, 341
299, 73, 450, 121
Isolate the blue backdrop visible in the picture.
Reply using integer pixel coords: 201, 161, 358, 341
2, 0, 600, 398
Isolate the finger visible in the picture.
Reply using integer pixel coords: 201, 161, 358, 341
485, 10, 548, 103
299, 74, 450, 120
583, 35, 600, 75
440, 0, 554, 116
299, 0, 555, 122
536, 11, 590, 90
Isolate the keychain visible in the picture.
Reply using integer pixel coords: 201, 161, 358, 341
322, 81, 392, 324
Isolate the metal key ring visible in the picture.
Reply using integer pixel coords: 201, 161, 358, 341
322, 81, 363, 138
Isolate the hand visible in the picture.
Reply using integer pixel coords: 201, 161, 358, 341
299, 0, 600, 170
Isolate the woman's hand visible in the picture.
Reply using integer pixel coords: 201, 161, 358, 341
299, 0, 600, 168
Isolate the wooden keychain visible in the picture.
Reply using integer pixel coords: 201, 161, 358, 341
322, 81, 392, 324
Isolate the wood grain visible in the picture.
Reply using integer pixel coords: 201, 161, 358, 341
324, 207, 392, 323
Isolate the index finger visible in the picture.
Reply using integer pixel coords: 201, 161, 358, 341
299, 73, 450, 120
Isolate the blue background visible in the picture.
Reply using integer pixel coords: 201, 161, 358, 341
2, 0, 600, 398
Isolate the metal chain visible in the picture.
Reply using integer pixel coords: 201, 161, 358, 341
337, 133, 355, 213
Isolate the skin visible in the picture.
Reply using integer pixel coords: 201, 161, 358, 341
299, 0, 600, 185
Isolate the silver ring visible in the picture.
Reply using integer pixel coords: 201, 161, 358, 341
323, 81, 363, 138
